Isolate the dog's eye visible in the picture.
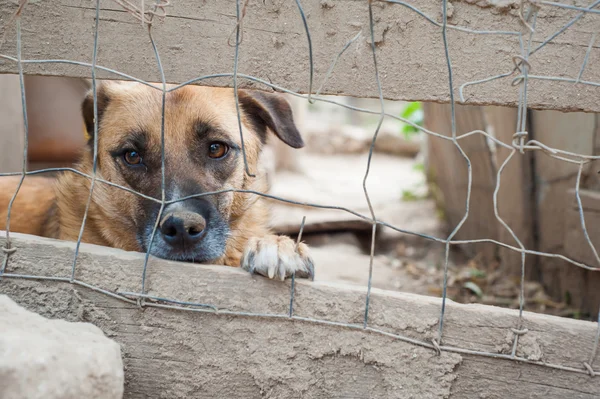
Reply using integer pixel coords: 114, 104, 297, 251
208, 142, 229, 159
124, 150, 143, 165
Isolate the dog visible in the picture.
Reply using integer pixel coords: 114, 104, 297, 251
0, 81, 314, 281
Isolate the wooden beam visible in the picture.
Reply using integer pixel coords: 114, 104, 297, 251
1, 1, 599, 112
1, 231, 599, 398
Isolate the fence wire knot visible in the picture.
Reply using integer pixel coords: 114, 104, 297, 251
583, 362, 595, 377
511, 327, 529, 336
512, 55, 533, 73
519, 0, 541, 33
2, 246, 17, 255
431, 339, 442, 356
510, 75, 524, 87
136, 297, 146, 309
110, 0, 171, 26
512, 131, 529, 153
228, 0, 250, 47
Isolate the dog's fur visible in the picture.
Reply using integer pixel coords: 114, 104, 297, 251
0, 82, 313, 280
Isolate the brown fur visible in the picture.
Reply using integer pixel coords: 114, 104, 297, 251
0, 82, 313, 280
0, 176, 57, 237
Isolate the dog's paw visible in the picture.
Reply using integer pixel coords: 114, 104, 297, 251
241, 235, 314, 281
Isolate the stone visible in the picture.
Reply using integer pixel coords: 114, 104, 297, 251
0, 295, 124, 399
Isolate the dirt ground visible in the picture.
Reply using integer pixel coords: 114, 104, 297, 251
267, 99, 576, 319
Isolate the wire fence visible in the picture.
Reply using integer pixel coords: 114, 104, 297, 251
0, 0, 600, 380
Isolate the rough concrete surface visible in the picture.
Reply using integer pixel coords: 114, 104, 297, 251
1, 232, 600, 398
0, 295, 124, 399
1, 0, 599, 113
3, 281, 461, 399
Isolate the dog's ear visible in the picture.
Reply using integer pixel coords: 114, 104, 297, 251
81, 83, 111, 142
237, 90, 304, 149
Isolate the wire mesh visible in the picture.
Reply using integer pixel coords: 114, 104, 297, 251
0, 0, 599, 379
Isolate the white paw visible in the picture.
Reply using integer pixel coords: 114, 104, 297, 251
241, 235, 314, 281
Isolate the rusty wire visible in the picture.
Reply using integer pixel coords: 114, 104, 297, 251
1, 0, 600, 379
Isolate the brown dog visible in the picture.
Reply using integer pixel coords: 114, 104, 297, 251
0, 81, 313, 280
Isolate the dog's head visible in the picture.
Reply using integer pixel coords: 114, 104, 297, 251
77, 81, 303, 262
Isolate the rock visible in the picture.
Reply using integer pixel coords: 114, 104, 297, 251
304, 124, 421, 158
305, 124, 370, 155
0, 295, 124, 399
373, 130, 422, 158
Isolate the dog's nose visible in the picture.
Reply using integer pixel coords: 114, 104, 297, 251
159, 212, 206, 246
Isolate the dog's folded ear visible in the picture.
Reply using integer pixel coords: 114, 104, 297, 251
81, 82, 111, 142
237, 90, 304, 149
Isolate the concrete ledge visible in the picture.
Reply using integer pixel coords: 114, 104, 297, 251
1, 231, 599, 398
1, 1, 599, 112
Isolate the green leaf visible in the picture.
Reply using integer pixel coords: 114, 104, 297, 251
469, 268, 486, 279
402, 190, 419, 201
400, 102, 424, 139
463, 281, 483, 298
402, 124, 418, 140
401, 102, 422, 120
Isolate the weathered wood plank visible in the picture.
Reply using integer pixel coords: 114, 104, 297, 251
424, 103, 498, 261
1, 1, 600, 112
531, 109, 597, 315
563, 188, 600, 315
1, 231, 599, 398
265, 151, 425, 235
486, 105, 534, 277
0, 75, 25, 173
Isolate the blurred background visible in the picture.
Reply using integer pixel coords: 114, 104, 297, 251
1, 74, 599, 320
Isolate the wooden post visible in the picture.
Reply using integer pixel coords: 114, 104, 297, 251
424, 103, 498, 262
484, 106, 534, 278
530, 110, 597, 315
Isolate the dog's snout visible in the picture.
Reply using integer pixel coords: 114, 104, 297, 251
159, 212, 207, 246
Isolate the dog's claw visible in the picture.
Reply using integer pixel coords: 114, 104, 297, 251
241, 235, 314, 281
